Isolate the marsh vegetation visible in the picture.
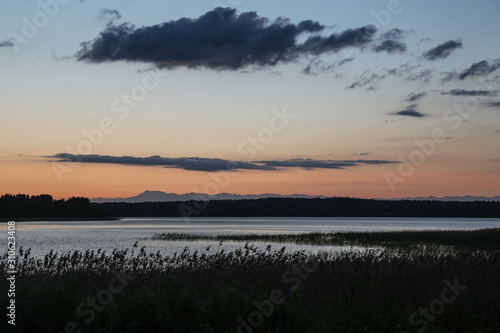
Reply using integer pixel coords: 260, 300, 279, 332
1, 229, 499, 332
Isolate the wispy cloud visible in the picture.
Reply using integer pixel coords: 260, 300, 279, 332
405, 68, 432, 82
423, 39, 462, 60
48, 154, 397, 172
76, 8, 377, 71
441, 89, 496, 96
302, 57, 353, 75
380, 28, 406, 40
346, 70, 387, 90
443, 59, 500, 81
98, 9, 122, 23
406, 92, 426, 102
348, 62, 435, 90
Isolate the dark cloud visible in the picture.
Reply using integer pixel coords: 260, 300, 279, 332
75, 8, 377, 71
298, 25, 376, 55
441, 89, 496, 96
391, 92, 429, 119
259, 158, 396, 170
0, 40, 14, 48
49, 154, 396, 172
390, 104, 427, 118
423, 39, 462, 60
50, 154, 273, 172
442, 59, 500, 82
406, 92, 426, 102
485, 101, 500, 108
373, 39, 406, 53
495, 129, 500, 134
458, 59, 500, 80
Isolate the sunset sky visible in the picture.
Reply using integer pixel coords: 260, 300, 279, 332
1, 0, 499, 199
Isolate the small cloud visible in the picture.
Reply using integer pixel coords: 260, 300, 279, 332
373, 39, 406, 53
418, 37, 431, 44
440, 71, 457, 83
384, 118, 402, 123
98, 9, 122, 23
459, 59, 500, 80
0, 40, 14, 48
390, 104, 427, 118
441, 89, 496, 96
406, 92, 426, 102
353, 152, 372, 156
260, 158, 396, 169
495, 129, 500, 134
423, 39, 462, 60
443, 136, 453, 140
407, 69, 433, 83
443, 59, 500, 81
484, 101, 500, 108
337, 57, 354, 67
380, 28, 406, 40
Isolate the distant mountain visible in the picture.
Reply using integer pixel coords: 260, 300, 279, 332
90, 191, 500, 203
390, 195, 500, 202
90, 190, 328, 203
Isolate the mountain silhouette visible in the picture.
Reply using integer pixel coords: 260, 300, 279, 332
90, 191, 500, 203
90, 190, 328, 203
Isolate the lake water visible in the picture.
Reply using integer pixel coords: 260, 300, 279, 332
5, 217, 500, 258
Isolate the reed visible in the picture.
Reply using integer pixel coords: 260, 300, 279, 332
152, 228, 500, 250
1, 240, 499, 332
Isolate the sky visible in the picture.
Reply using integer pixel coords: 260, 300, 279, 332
1, 0, 499, 199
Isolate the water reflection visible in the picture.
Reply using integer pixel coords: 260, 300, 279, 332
6, 217, 499, 257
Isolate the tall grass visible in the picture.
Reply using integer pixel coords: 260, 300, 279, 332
152, 228, 500, 250
1, 242, 499, 332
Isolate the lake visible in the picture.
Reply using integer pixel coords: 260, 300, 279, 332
6, 217, 500, 258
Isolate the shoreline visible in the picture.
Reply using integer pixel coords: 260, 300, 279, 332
0, 217, 120, 222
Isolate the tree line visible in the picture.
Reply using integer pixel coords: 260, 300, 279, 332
0, 194, 105, 218
97, 197, 500, 218
1, 194, 499, 218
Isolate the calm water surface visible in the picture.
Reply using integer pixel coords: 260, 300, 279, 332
9, 217, 500, 257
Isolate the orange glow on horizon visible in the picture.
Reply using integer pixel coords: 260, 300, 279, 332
1, 156, 499, 200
